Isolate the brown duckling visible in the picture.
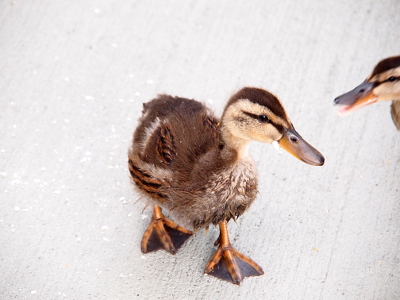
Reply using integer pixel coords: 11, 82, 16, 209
334, 55, 400, 130
128, 87, 325, 285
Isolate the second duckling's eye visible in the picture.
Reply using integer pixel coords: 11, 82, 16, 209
387, 76, 397, 82
257, 115, 270, 123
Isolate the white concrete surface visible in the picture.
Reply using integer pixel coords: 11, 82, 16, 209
1, 0, 399, 299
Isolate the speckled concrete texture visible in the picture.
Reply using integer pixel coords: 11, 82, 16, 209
1, 1, 399, 299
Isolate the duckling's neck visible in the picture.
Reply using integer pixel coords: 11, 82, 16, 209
220, 125, 251, 161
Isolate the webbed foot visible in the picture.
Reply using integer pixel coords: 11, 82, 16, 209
204, 221, 264, 285
141, 205, 193, 254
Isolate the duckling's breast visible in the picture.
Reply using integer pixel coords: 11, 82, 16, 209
167, 158, 259, 231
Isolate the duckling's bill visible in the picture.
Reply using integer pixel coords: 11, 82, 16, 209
334, 81, 377, 115
277, 128, 325, 166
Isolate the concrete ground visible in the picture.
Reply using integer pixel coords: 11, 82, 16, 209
1, 0, 399, 299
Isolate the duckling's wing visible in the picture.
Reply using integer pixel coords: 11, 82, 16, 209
132, 95, 220, 176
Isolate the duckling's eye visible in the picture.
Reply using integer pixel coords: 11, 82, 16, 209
257, 115, 270, 123
387, 76, 397, 82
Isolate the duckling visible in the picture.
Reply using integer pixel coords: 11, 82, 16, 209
334, 55, 400, 130
128, 87, 325, 285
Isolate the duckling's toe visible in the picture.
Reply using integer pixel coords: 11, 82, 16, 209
141, 205, 193, 254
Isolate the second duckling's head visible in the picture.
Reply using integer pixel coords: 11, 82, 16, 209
334, 55, 400, 114
221, 87, 324, 166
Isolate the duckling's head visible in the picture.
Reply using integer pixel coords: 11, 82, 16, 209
334, 55, 400, 114
221, 87, 324, 166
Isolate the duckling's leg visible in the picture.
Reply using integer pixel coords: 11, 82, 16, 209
141, 205, 193, 254
204, 221, 264, 285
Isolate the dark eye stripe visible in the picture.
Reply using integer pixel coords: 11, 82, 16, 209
242, 111, 287, 134
243, 111, 270, 123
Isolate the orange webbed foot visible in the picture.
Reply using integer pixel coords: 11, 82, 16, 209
204, 221, 264, 285
141, 205, 193, 254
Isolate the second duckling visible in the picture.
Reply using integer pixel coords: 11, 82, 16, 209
334, 55, 400, 130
